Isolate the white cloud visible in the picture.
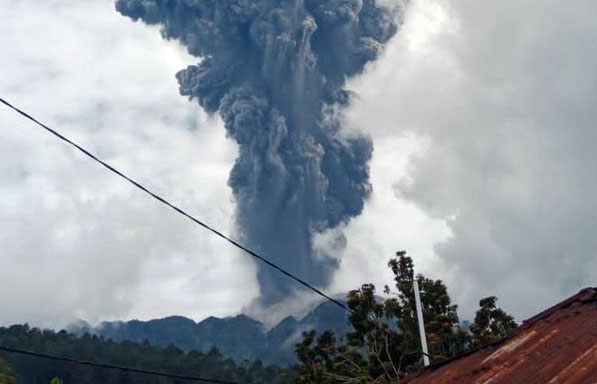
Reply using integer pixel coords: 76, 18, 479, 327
322, 135, 451, 295
341, 0, 597, 320
2, 0, 596, 329
0, 0, 258, 327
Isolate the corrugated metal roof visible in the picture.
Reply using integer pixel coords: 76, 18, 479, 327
402, 287, 597, 384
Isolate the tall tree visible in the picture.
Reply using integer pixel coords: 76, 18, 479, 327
294, 251, 470, 383
470, 296, 517, 347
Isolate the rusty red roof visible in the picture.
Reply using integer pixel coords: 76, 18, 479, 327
403, 287, 597, 384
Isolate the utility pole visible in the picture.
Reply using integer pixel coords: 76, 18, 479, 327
413, 279, 430, 367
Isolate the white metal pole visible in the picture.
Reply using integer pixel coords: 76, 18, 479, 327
413, 279, 430, 366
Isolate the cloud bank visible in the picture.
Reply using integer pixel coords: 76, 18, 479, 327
343, 0, 597, 318
2, 0, 596, 328
0, 0, 257, 327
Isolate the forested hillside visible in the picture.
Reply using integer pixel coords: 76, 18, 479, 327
0, 325, 291, 383
70, 300, 351, 366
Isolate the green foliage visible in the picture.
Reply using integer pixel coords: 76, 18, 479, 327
294, 251, 516, 383
0, 325, 291, 384
470, 296, 518, 347
386, 253, 470, 360
0, 356, 16, 384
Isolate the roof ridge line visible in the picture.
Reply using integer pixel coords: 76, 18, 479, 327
521, 287, 596, 328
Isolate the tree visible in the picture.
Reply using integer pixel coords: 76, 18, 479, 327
0, 356, 15, 384
386, 252, 470, 360
0, 325, 291, 383
294, 251, 470, 383
470, 296, 517, 347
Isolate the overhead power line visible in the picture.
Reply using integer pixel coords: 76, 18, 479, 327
0, 345, 242, 383
0, 97, 352, 314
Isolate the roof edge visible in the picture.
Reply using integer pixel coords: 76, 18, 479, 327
401, 287, 597, 382
521, 287, 596, 327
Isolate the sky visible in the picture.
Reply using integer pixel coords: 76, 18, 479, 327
1, 0, 596, 328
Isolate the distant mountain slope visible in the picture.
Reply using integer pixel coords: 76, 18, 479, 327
70, 301, 352, 366
0, 324, 289, 383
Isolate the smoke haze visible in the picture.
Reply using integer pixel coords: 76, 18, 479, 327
116, 0, 399, 304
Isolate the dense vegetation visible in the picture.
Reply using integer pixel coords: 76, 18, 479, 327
294, 251, 517, 383
0, 356, 15, 383
0, 325, 290, 383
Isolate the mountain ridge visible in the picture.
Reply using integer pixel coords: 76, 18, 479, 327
69, 300, 351, 366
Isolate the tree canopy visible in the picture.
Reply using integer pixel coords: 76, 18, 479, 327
0, 325, 291, 384
0, 356, 15, 384
294, 251, 517, 383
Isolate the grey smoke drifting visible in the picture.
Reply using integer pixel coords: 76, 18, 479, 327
116, 0, 398, 304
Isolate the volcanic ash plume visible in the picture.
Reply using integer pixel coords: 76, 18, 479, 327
116, 0, 399, 305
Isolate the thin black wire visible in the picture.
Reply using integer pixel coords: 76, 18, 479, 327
0, 345, 241, 383
0, 97, 352, 314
